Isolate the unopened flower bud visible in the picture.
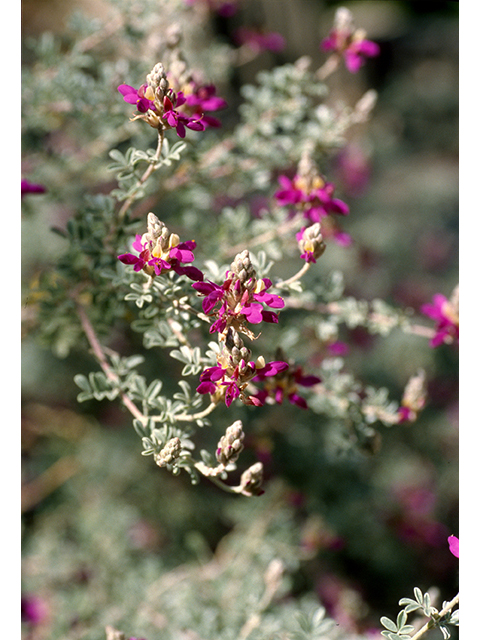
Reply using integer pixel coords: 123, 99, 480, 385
154, 437, 182, 467
216, 420, 245, 466
297, 223, 326, 262
147, 62, 168, 92
240, 462, 264, 496
147, 212, 165, 241
334, 6, 354, 33
231, 250, 256, 283
298, 146, 317, 179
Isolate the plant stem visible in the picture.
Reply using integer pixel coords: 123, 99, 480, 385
316, 54, 340, 80
174, 402, 217, 422
410, 593, 459, 640
283, 297, 436, 340
117, 128, 165, 221
76, 303, 148, 426
276, 262, 311, 288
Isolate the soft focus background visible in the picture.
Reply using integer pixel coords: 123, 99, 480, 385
21, 1, 458, 639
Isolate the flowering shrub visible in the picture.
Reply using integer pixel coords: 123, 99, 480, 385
21, 2, 458, 640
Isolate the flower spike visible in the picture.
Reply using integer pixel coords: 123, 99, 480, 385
118, 213, 203, 281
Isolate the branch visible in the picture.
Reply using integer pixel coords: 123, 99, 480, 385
276, 262, 311, 289
76, 303, 148, 426
410, 593, 459, 640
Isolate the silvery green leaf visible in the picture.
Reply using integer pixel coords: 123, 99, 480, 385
380, 617, 398, 632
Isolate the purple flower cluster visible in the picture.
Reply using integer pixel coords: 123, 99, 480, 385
421, 288, 459, 347
197, 358, 288, 407
118, 214, 203, 281
275, 173, 351, 247
320, 7, 380, 73
118, 72, 227, 138
194, 276, 284, 335
252, 363, 321, 409
118, 83, 206, 138
183, 83, 228, 128
275, 174, 349, 223
193, 250, 284, 338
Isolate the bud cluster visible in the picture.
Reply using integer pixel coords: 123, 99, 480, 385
118, 213, 203, 281
154, 436, 182, 467
216, 420, 245, 467
240, 462, 265, 497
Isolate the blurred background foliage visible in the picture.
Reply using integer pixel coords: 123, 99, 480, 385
21, 1, 458, 639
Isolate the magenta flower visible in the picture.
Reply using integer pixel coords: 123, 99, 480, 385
118, 214, 203, 281
421, 288, 459, 347
193, 275, 284, 336
162, 91, 206, 138
184, 84, 228, 128
322, 31, 380, 73
21, 179, 46, 198
321, 7, 380, 73
448, 534, 459, 558
327, 341, 349, 356
118, 83, 156, 113
119, 234, 202, 281
21, 595, 48, 625
197, 359, 288, 407
118, 81, 206, 138
234, 27, 286, 53
275, 174, 349, 224
253, 364, 321, 409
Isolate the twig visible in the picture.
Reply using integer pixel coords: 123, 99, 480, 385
76, 303, 148, 426
410, 593, 459, 640
283, 298, 436, 340
21, 455, 80, 513
275, 262, 311, 289
316, 54, 340, 81
172, 402, 218, 423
